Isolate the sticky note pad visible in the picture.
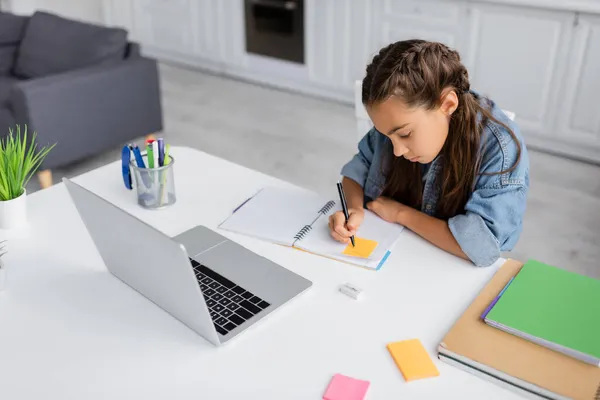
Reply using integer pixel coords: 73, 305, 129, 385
323, 374, 370, 400
387, 339, 440, 382
342, 237, 378, 258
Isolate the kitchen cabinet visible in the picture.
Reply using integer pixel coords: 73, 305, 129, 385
555, 13, 600, 159
104, 0, 240, 72
103, 0, 137, 40
373, 0, 473, 65
102, 0, 600, 162
464, 3, 573, 140
306, 0, 374, 97
133, 0, 195, 55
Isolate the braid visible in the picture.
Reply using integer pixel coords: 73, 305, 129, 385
363, 40, 472, 106
360, 39, 521, 219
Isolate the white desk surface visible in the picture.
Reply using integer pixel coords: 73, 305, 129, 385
0, 147, 520, 399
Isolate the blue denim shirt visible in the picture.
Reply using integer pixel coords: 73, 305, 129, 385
341, 94, 529, 267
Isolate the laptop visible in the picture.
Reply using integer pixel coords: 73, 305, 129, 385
63, 178, 312, 346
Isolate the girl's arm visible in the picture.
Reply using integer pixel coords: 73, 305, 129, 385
367, 197, 468, 260
342, 176, 364, 211
399, 207, 469, 260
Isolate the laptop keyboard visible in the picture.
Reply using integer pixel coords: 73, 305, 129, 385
189, 258, 270, 335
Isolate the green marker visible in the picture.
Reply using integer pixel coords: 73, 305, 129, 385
147, 144, 155, 168
164, 144, 171, 165
159, 143, 171, 206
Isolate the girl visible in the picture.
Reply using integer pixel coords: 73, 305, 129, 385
329, 40, 529, 267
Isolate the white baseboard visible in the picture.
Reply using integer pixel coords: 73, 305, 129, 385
141, 47, 354, 106
140, 47, 600, 165
524, 135, 600, 165
223, 64, 354, 105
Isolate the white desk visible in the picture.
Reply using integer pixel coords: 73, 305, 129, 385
0, 147, 520, 399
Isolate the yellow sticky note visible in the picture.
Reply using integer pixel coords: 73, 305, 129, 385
342, 237, 378, 258
387, 339, 440, 382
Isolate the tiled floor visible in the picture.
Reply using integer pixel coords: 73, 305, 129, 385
27, 63, 600, 279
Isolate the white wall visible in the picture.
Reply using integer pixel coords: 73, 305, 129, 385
5, 0, 104, 24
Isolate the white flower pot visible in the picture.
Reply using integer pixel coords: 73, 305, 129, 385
0, 259, 5, 291
0, 189, 27, 230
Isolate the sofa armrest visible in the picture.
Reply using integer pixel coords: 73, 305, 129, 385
125, 42, 141, 59
10, 57, 163, 170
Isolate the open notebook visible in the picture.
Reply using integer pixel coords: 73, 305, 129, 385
218, 186, 404, 270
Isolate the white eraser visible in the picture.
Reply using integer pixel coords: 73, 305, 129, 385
339, 283, 362, 300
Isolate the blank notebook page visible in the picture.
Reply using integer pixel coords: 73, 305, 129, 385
218, 186, 329, 246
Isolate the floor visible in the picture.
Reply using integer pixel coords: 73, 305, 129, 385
26, 63, 600, 279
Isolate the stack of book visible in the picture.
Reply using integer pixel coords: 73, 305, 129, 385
438, 259, 600, 399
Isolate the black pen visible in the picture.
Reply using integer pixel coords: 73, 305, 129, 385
336, 180, 355, 247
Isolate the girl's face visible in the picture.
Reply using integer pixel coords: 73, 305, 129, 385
366, 91, 458, 164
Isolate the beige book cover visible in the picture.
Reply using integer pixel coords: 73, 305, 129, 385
439, 259, 600, 400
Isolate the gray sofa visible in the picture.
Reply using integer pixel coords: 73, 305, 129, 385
0, 11, 163, 175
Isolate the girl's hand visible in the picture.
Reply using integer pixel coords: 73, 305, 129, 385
367, 197, 408, 224
328, 208, 365, 244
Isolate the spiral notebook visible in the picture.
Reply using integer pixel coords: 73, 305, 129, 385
218, 186, 404, 270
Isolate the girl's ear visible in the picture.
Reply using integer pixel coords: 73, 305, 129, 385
439, 88, 459, 116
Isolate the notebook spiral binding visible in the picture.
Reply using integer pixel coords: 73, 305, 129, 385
318, 200, 336, 215
293, 225, 313, 241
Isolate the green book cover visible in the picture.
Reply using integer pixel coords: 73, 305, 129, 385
485, 260, 600, 364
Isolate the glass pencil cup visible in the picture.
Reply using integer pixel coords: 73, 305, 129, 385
129, 155, 176, 209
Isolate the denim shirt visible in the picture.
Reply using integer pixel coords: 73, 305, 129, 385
341, 94, 529, 267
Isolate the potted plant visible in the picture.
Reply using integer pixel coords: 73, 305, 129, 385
0, 125, 55, 229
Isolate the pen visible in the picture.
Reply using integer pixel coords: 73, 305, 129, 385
157, 138, 165, 167
336, 180, 355, 247
132, 145, 146, 168
132, 144, 152, 188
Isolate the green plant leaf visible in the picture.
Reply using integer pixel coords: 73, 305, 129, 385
0, 125, 55, 200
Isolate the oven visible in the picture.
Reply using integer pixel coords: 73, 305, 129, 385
244, 0, 305, 64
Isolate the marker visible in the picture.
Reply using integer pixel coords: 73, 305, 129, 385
157, 138, 165, 166
147, 143, 154, 168
132, 145, 146, 168
164, 144, 171, 165
152, 141, 159, 170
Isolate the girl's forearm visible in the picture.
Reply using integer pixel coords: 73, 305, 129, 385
398, 207, 469, 261
342, 177, 365, 210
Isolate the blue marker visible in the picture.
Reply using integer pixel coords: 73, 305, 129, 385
132, 144, 151, 188
132, 144, 146, 168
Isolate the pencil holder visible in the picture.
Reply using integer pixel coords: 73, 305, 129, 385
129, 155, 176, 209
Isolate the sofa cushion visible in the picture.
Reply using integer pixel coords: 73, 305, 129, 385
14, 11, 128, 79
0, 76, 18, 106
0, 12, 28, 45
0, 46, 18, 75
0, 12, 29, 75
0, 107, 15, 134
